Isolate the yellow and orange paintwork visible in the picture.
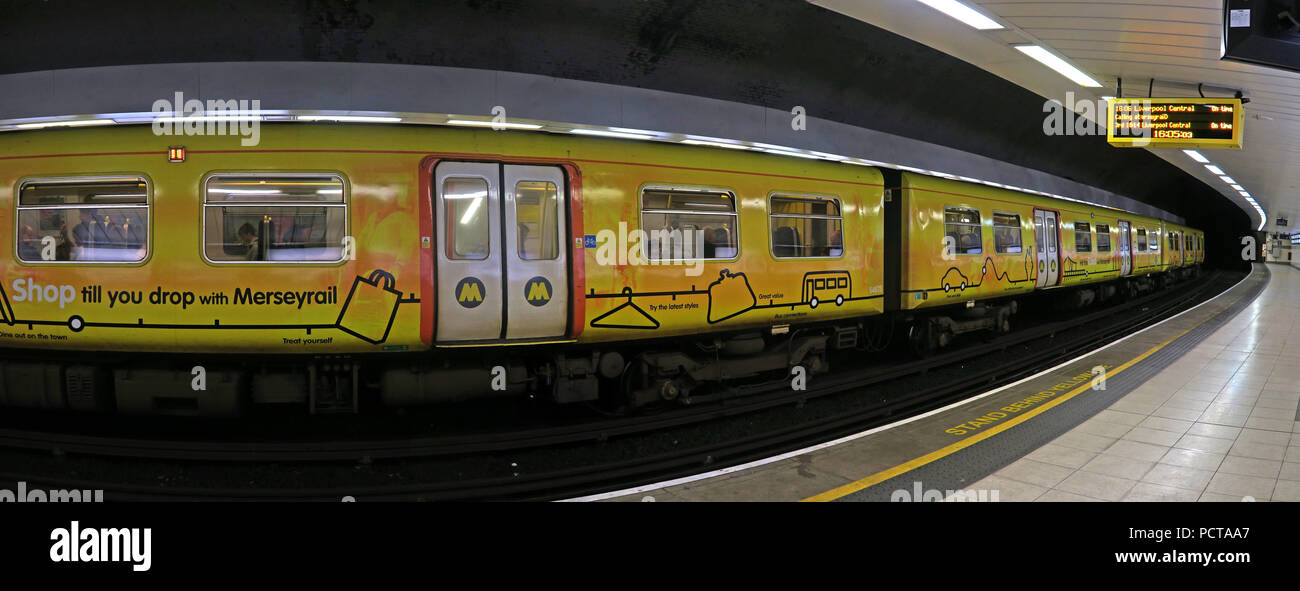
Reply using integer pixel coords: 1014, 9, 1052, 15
0, 124, 1199, 355
899, 174, 1203, 311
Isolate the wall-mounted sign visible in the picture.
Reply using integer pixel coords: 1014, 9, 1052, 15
1107, 98, 1243, 149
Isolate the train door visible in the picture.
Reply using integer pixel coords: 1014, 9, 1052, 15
1033, 209, 1060, 288
434, 162, 570, 342
1118, 221, 1132, 276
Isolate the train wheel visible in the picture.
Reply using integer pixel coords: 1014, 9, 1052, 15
835, 295, 844, 306
908, 323, 937, 357
810, 297, 819, 309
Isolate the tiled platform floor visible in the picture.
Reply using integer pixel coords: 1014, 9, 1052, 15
976, 265, 1300, 501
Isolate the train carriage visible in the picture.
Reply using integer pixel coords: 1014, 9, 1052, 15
0, 123, 1202, 414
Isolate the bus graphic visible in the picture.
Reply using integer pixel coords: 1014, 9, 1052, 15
801, 271, 851, 309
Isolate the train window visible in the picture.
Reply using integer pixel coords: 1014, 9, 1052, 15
16, 177, 150, 263
515, 180, 559, 261
1074, 221, 1092, 253
1149, 228, 1159, 252
1095, 224, 1111, 252
203, 174, 348, 263
641, 188, 738, 260
992, 213, 1021, 254
1136, 228, 1148, 252
443, 177, 490, 260
944, 207, 983, 255
768, 194, 843, 258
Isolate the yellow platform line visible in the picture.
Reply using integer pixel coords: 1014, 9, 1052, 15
801, 325, 1193, 502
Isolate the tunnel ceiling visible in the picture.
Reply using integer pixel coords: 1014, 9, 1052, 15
0, 0, 1249, 235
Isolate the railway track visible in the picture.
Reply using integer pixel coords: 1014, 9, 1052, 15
0, 268, 1251, 500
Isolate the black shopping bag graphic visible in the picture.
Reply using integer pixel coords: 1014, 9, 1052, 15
336, 270, 403, 344
0, 280, 13, 325
706, 269, 756, 324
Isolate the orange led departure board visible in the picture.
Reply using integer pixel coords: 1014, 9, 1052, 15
1107, 98, 1243, 149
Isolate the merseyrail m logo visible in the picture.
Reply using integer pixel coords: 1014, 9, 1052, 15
455, 277, 486, 309
525, 276, 552, 307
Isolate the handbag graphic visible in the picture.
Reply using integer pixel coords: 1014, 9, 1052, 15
0, 280, 13, 326
706, 269, 756, 324
336, 270, 404, 344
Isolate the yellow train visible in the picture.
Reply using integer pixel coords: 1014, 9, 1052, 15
0, 124, 1203, 414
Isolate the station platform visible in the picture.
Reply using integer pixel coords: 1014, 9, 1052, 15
594, 263, 1300, 502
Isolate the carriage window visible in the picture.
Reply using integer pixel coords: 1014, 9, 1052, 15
442, 177, 490, 260
1136, 228, 1148, 252
1074, 221, 1092, 253
641, 188, 738, 260
769, 194, 843, 258
204, 174, 347, 263
515, 180, 559, 261
1149, 228, 1159, 252
992, 213, 1021, 254
944, 207, 983, 254
1095, 224, 1111, 252
17, 177, 149, 263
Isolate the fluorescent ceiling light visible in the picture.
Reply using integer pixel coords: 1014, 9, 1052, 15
1205, 165, 1225, 175
1015, 45, 1102, 87
298, 115, 401, 123
681, 139, 748, 150
16, 119, 113, 129
446, 119, 542, 129
808, 151, 848, 161
915, 0, 1003, 30
1183, 150, 1209, 163
459, 196, 483, 225
760, 148, 820, 159
1220, 176, 1236, 184
609, 126, 658, 136
570, 128, 655, 140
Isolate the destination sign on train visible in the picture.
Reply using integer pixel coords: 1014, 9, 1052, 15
1107, 98, 1243, 149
